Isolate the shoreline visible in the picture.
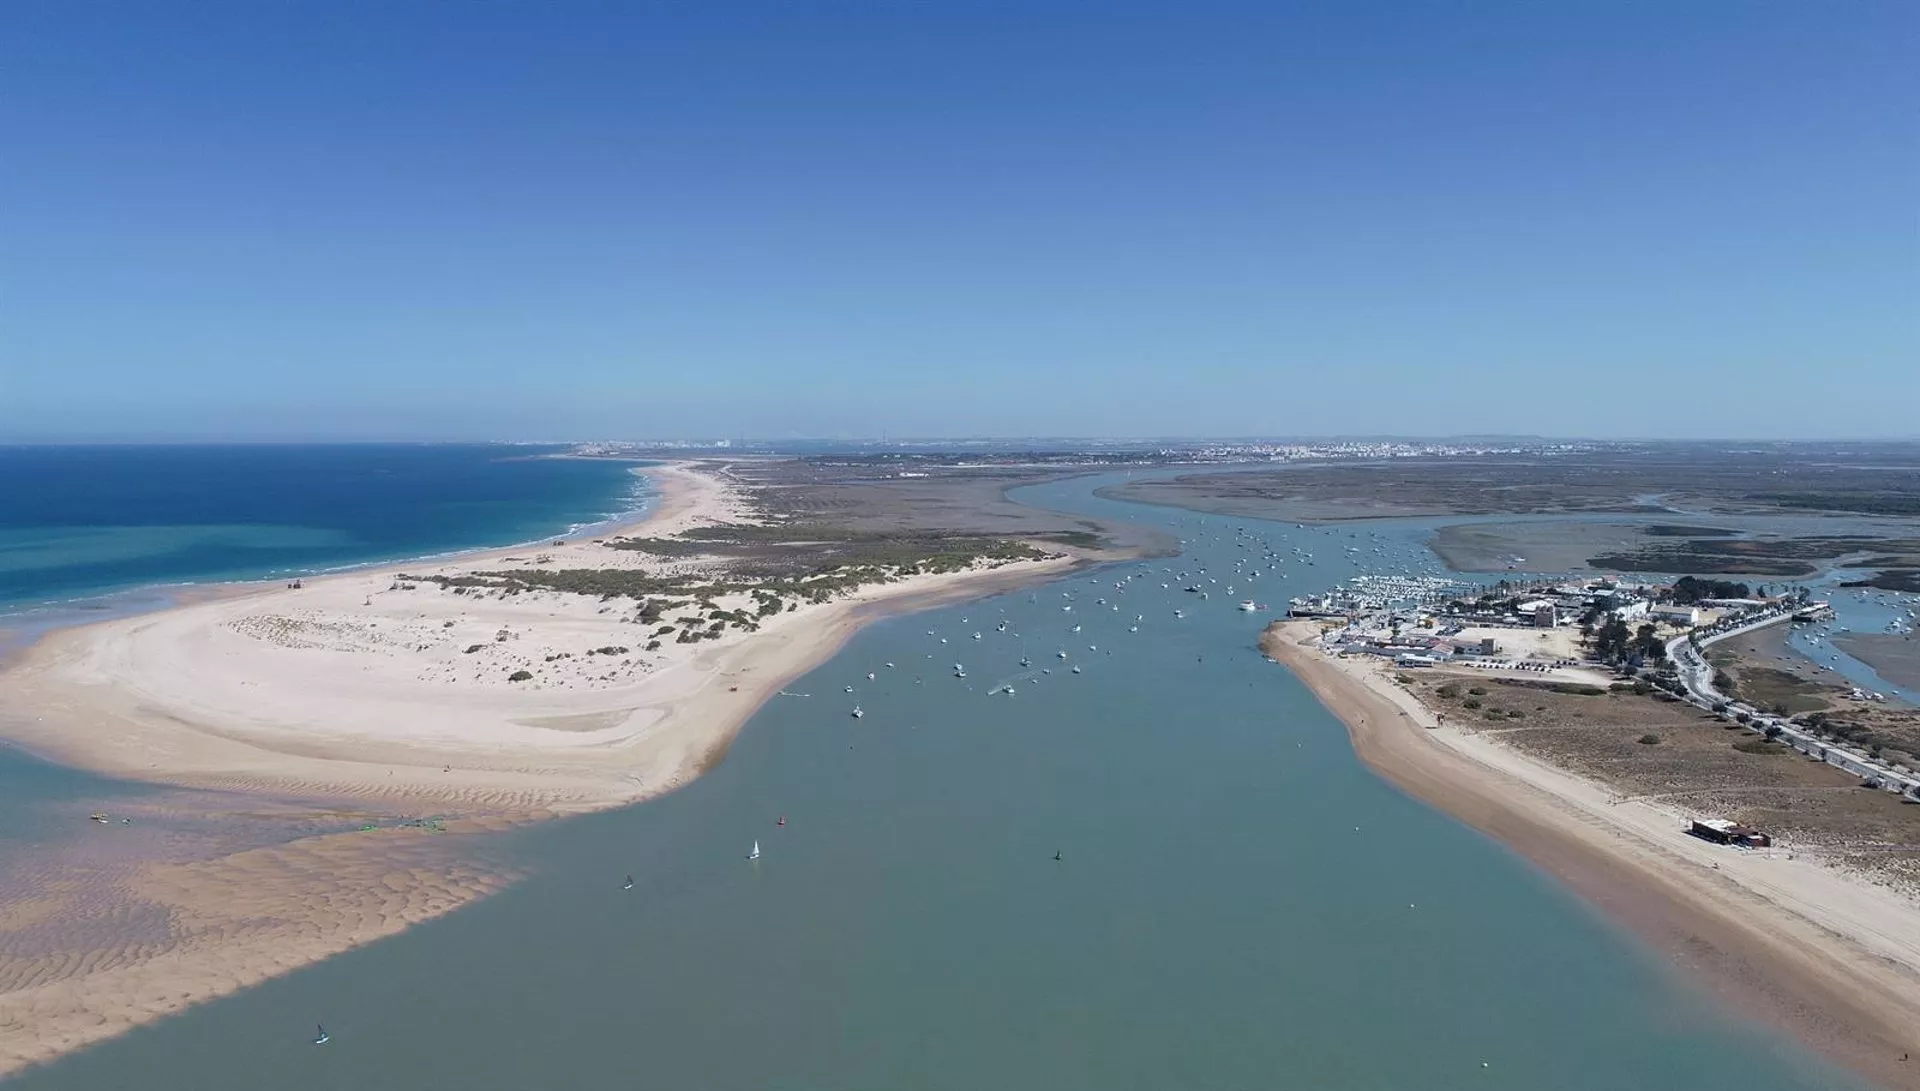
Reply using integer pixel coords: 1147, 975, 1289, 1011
0, 458, 662, 668
1262, 619, 1920, 1090
0, 460, 1085, 1078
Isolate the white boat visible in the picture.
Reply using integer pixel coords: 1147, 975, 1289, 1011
748, 840, 761, 860
851, 705, 864, 719
954, 663, 967, 678
1239, 601, 1257, 612
1071, 665, 1082, 674
313, 1025, 330, 1046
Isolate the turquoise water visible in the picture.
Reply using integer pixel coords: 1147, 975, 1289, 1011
6, 473, 1864, 1089
0, 445, 649, 616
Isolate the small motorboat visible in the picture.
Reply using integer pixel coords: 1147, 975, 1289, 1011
313, 1025, 330, 1046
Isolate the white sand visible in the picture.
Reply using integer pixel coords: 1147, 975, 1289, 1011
1, 461, 1072, 813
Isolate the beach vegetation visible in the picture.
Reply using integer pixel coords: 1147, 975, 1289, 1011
1637, 734, 1661, 745
1462, 698, 1483, 710
507, 669, 533, 682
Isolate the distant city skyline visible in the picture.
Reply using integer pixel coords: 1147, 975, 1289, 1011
5, 2, 1915, 442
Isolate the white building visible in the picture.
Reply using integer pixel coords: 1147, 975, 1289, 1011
1650, 604, 1699, 626
1608, 599, 1650, 621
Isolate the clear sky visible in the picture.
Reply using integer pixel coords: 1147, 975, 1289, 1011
4, 2, 1915, 442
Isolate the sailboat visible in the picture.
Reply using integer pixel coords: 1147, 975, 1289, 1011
851, 705, 864, 719
313, 1025, 330, 1046
748, 840, 761, 860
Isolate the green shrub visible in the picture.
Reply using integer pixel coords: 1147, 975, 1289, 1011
507, 669, 533, 682
1637, 733, 1661, 745
1462, 698, 1483, 710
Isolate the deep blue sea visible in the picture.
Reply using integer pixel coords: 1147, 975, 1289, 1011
0, 445, 650, 619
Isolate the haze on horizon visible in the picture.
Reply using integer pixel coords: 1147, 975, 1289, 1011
4, 2, 1915, 443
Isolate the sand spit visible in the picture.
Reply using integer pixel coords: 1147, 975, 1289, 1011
0, 461, 1070, 811
0, 461, 1076, 1078
1262, 620, 1920, 1091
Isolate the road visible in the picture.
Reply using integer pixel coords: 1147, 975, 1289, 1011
1667, 609, 1920, 800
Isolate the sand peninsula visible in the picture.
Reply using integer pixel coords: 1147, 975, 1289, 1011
0, 460, 1085, 1077
1262, 619, 1920, 1091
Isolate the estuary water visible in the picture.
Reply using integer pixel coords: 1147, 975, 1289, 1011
6, 471, 1864, 1090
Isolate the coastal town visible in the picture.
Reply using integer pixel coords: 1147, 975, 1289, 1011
1288, 575, 1920, 803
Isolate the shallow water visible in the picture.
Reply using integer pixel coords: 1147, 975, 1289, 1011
7, 472, 1866, 1090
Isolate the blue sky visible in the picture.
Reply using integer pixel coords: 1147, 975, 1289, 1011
4, 2, 1915, 441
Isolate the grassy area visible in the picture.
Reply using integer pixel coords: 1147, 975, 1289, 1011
1403, 671, 1920, 872
606, 525, 1052, 580
399, 525, 1059, 641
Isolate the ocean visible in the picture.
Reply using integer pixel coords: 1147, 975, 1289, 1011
0, 444, 649, 619
1, 466, 1864, 1090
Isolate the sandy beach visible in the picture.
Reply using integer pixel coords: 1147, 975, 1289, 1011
0, 460, 1077, 1077
1262, 619, 1920, 1090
